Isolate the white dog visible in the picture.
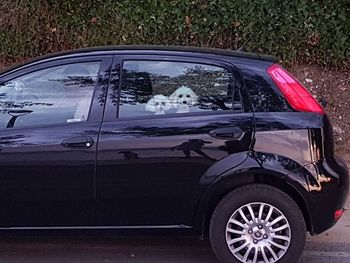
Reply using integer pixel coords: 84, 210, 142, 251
170, 86, 198, 113
145, 95, 172, 115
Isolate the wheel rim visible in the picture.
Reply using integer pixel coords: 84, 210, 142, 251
225, 202, 291, 263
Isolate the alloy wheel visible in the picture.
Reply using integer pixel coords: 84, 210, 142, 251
225, 202, 291, 263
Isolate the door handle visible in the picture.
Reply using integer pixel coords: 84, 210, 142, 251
61, 136, 94, 149
209, 127, 245, 140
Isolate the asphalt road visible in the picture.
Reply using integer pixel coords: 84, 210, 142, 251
0, 198, 348, 263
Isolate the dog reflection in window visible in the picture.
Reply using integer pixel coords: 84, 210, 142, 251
170, 86, 198, 113
145, 95, 172, 115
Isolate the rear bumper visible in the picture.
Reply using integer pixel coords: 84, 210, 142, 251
304, 157, 349, 235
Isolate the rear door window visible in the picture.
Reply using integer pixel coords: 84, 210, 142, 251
118, 60, 240, 118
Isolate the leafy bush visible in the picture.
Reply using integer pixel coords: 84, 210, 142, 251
0, 0, 349, 66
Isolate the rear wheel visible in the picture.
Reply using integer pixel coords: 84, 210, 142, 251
210, 184, 306, 263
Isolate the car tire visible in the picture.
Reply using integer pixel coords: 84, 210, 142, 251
210, 184, 306, 263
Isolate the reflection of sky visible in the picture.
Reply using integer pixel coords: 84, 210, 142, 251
124, 61, 219, 78
19, 62, 100, 82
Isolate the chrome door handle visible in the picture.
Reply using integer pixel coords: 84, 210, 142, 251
61, 136, 94, 149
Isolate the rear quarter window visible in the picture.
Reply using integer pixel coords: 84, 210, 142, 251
241, 69, 291, 112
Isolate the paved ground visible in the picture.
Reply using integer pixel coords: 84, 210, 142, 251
0, 232, 349, 263
0, 195, 348, 263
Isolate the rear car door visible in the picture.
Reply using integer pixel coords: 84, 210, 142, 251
0, 55, 112, 227
97, 54, 254, 227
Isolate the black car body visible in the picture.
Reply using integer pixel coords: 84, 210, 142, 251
0, 46, 348, 263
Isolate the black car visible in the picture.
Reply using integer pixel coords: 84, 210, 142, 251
0, 46, 348, 263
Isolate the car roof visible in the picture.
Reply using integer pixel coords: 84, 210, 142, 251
0, 45, 276, 76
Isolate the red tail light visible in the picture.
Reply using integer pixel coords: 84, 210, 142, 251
334, 209, 345, 220
267, 64, 325, 114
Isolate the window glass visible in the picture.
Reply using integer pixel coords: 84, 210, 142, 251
119, 61, 237, 118
242, 71, 290, 112
0, 62, 100, 129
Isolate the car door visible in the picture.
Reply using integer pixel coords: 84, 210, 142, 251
96, 54, 253, 227
0, 55, 112, 227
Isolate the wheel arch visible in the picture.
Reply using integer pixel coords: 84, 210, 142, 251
195, 170, 313, 237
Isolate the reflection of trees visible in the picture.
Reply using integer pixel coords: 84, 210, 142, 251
171, 139, 216, 161
172, 66, 230, 92
0, 101, 53, 113
51, 76, 95, 86
108, 65, 120, 107
119, 151, 139, 160
0, 134, 25, 145
253, 152, 324, 192
101, 122, 230, 138
120, 69, 153, 105
243, 73, 290, 112
120, 65, 234, 111
218, 133, 251, 154
0, 134, 26, 151
253, 152, 300, 171
199, 95, 231, 110
101, 126, 205, 137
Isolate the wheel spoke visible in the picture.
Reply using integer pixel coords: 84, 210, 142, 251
265, 206, 273, 223
243, 245, 253, 262
229, 218, 247, 229
269, 240, 289, 250
231, 241, 248, 254
258, 203, 264, 222
252, 247, 258, 263
261, 247, 270, 263
227, 228, 245, 235
247, 204, 256, 223
238, 208, 251, 224
227, 237, 246, 246
267, 215, 284, 227
266, 244, 278, 260
271, 224, 289, 233
272, 234, 290, 242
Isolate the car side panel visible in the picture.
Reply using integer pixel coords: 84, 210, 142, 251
96, 54, 254, 227
97, 113, 253, 226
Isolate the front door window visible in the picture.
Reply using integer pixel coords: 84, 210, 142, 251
0, 62, 101, 129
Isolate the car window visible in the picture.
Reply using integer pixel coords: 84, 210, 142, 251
118, 61, 239, 118
0, 62, 101, 129
243, 71, 291, 112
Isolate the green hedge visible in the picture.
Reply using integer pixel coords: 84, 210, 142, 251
0, 0, 349, 66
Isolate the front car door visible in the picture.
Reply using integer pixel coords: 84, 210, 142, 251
97, 54, 253, 227
0, 55, 112, 227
